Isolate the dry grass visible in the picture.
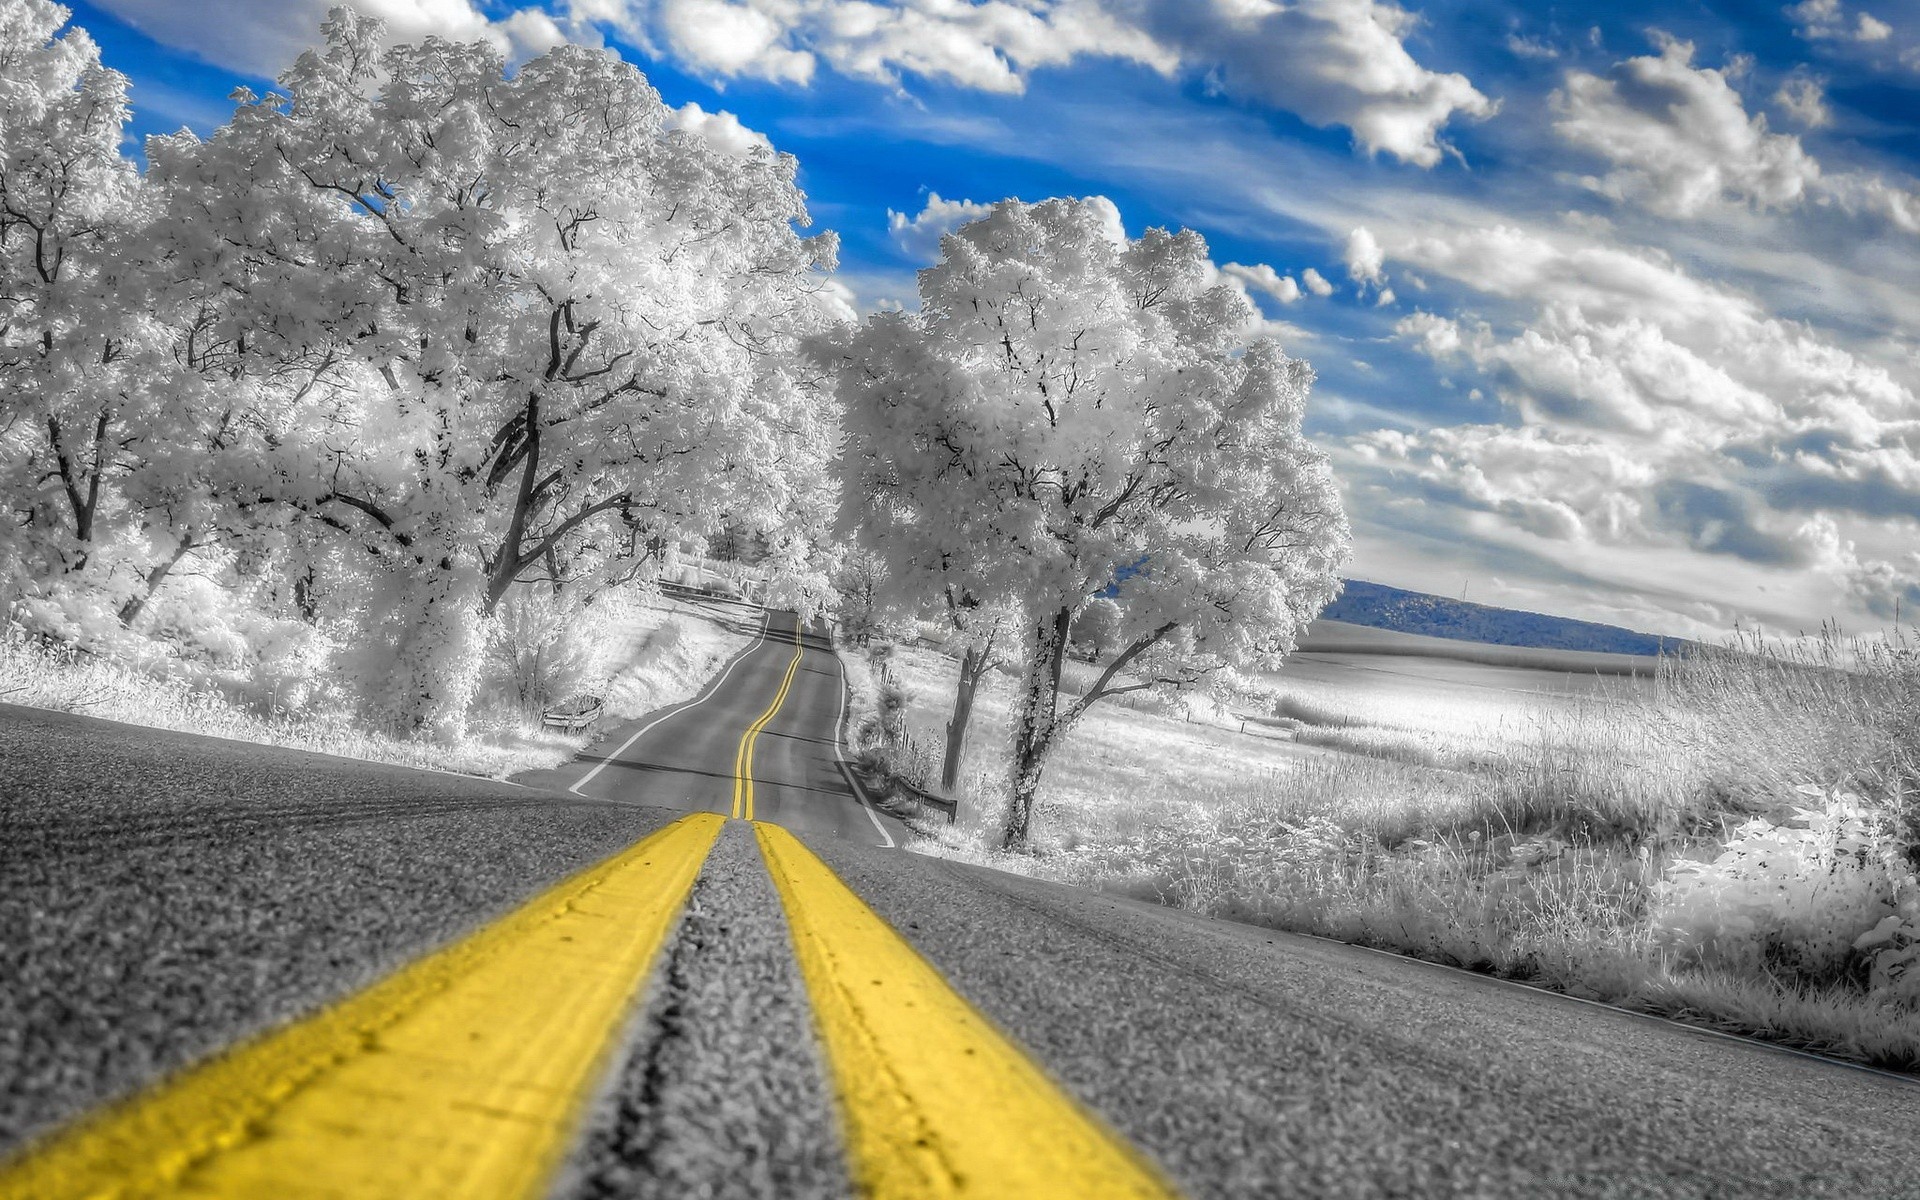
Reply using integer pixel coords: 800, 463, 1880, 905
897, 627, 1920, 1070
0, 589, 754, 781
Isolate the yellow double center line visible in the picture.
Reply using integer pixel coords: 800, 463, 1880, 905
0, 813, 724, 1200
732, 616, 805, 821
3, 612, 1178, 1199
757, 823, 1177, 1198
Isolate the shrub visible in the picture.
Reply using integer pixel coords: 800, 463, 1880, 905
1652, 786, 1915, 988
485, 590, 614, 711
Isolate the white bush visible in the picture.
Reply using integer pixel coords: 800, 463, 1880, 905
1653, 786, 1915, 985
485, 590, 614, 710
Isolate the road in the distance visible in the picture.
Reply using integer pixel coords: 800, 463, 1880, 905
522, 605, 908, 847
2, 615, 1918, 1196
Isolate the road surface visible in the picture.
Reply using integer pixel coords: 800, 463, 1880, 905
1, 610, 1917, 1198
520, 606, 909, 848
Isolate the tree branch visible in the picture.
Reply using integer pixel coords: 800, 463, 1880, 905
1067, 620, 1179, 722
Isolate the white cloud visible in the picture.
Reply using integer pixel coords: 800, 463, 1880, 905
1844, 552, 1920, 619
664, 100, 772, 156
497, 8, 570, 57
1381, 221, 1912, 436
1126, 0, 1497, 166
810, 278, 861, 324
608, 0, 1167, 93
1353, 215, 1920, 617
1551, 35, 1920, 234
1773, 70, 1831, 127
94, 0, 574, 78
1789, 0, 1894, 42
574, 0, 1492, 167
886, 192, 998, 260
1552, 37, 1819, 216
1301, 266, 1335, 296
1343, 226, 1386, 289
659, 0, 814, 82
1221, 262, 1302, 305
1505, 32, 1560, 61
1789, 0, 1845, 37
887, 191, 1124, 261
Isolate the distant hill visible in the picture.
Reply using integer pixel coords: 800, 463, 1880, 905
1321, 580, 1687, 657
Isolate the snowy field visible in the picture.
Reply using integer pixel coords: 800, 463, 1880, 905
878, 625, 1663, 850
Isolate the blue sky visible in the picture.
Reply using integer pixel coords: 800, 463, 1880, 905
64, 0, 1920, 640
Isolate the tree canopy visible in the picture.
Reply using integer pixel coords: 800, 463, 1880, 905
826, 197, 1350, 847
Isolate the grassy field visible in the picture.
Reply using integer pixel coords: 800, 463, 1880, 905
883, 625, 1920, 1069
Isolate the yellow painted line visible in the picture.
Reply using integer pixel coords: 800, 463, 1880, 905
732, 618, 805, 821
754, 822, 1179, 1199
0, 813, 724, 1200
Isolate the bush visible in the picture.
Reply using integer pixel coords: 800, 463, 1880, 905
485, 590, 613, 711
1653, 786, 1917, 992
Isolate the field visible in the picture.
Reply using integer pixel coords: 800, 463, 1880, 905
866, 620, 1659, 850
870, 623, 1920, 1068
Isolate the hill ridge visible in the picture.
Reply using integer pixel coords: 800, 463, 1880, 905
1324, 580, 1685, 657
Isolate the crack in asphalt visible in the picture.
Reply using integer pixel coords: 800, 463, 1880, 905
553, 824, 850, 1200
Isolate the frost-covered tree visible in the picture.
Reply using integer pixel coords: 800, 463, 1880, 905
0, 0, 153, 609
146, 9, 842, 730
828, 198, 1350, 849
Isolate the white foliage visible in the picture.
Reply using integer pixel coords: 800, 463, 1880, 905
824, 196, 1350, 842
1653, 785, 1918, 986
833, 196, 1349, 682
0, 0, 169, 592
485, 588, 614, 708
120, 7, 843, 724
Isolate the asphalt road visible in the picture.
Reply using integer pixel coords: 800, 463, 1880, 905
3, 615, 1919, 1197
522, 607, 910, 848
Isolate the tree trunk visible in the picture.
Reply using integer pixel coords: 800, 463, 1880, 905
1003, 606, 1071, 851
941, 644, 985, 793
116, 536, 198, 627
294, 568, 320, 624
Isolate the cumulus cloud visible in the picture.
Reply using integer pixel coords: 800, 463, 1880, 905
1301, 266, 1335, 296
95, 0, 576, 78
1773, 70, 1832, 127
886, 192, 1126, 262
1354, 215, 1920, 602
1845, 553, 1920, 620
886, 192, 999, 260
1343, 227, 1387, 295
1788, 0, 1893, 42
572, 0, 1493, 166
1552, 37, 1819, 216
1221, 262, 1303, 305
1123, 0, 1497, 166
809, 278, 862, 325
1351, 423, 1659, 545
1384, 222, 1912, 438
664, 100, 773, 156
1550, 36, 1920, 234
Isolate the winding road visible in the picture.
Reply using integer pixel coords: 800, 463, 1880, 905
2, 606, 1917, 1198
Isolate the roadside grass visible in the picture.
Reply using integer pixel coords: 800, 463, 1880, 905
891, 629, 1920, 1071
0, 589, 753, 781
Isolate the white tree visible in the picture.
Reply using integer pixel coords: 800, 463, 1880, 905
145, 9, 843, 731
827, 198, 1350, 849
0, 0, 160, 619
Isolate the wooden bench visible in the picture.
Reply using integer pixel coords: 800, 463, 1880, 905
876, 773, 958, 824
541, 696, 604, 732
